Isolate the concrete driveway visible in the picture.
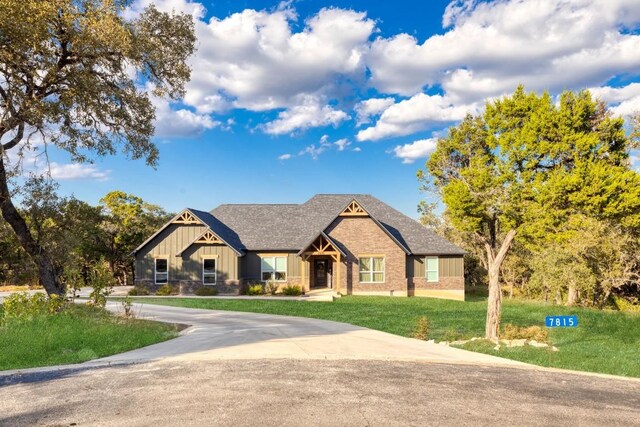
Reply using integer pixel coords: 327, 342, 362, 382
1, 302, 639, 426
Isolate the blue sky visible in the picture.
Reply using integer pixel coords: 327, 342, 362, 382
13, 0, 640, 217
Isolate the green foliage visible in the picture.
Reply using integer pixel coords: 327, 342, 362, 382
423, 86, 640, 310
281, 284, 302, 296
195, 287, 218, 296
2, 292, 66, 322
89, 262, 115, 308
0, 304, 178, 371
501, 324, 549, 342
265, 281, 279, 295
612, 296, 640, 313
247, 284, 265, 296
413, 316, 430, 340
155, 284, 178, 296
128, 286, 151, 296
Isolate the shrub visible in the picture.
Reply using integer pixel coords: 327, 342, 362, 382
89, 262, 115, 308
128, 286, 150, 296
265, 281, 279, 295
413, 316, 430, 340
2, 292, 66, 321
122, 296, 134, 318
281, 284, 302, 296
155, 284, 179, 296
247, 284, 265, 296
613, 296, 640, 313
502, 324, 548, 342
195, 287, 218, 296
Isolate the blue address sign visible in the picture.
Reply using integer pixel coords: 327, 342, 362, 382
545, 315, 578, 328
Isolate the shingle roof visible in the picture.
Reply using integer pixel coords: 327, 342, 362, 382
207, 194, 464, 255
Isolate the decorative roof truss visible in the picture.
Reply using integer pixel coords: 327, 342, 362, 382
339, 200, 368, 217
195, 230, 223, 244
173, 210, 201, 224
300, 234, 342, 262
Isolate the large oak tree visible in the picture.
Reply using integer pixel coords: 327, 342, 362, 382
0, 0, 195, 296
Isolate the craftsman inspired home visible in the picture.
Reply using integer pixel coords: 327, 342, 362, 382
132, 194, 466, 300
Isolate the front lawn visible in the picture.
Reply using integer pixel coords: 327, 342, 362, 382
131, 295, 640, 377
0, 304, 179, 371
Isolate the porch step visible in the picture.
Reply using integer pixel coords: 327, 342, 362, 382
305, 287, 340, 301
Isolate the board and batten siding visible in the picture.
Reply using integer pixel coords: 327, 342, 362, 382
241, 251, 302, 281
135, 223, 238, 283
407, 255, 464, 278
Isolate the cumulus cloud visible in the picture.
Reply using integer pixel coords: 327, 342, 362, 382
184, 7, 375, 113
392, 138, 438, 164
357, 94, 477, 141
590, 83, 640, 117
354, 97, 396, 126
278, 153, 292, 160
262, 96, 349, 135
368, 0, 640, 101
151, 95, 220, 138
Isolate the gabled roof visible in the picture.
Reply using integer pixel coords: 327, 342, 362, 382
130, 208, 244, 256
209, 194, 465, 255
297, 231, 347, 258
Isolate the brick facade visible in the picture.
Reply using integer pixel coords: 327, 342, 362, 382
325, 216, 407, 295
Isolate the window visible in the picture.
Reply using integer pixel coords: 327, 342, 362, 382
426, 256, 439, 282
359, 257, 384, 283
261, 256, 287, 282
203, 259, 217, 285
155, 259, 168, 284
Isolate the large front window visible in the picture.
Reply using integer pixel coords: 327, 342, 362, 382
261, 256, 287, 282
155, 259, 168, 284
203, 259, 217, 285
359, 257, 384, 283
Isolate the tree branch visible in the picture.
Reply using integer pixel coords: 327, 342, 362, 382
1, 121, 24, 151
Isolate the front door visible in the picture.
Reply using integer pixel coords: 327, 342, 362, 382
314, 259, 327, 288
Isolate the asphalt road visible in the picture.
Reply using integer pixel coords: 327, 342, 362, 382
1, 359, 639, 426
0, 303, 638, 426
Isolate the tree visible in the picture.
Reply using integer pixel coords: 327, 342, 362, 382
424, 86, 639, 339
0, 0, 195, 296
99, 190, 170, 285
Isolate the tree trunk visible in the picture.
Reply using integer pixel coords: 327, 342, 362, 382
0, 154, 65, 297
484, 229, 517, 341
567, 284, 578, 306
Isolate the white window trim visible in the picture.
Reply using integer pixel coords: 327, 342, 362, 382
154, 258, 168, 285
202, 258, 217, 285
359, 256, 385, 283
260, 255, 288, 282
426, 256, 439, 282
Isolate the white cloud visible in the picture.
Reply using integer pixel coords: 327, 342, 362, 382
47, 163, 111, 181
590, 83, 640, 117
354, 97, 396, 126
151, 95, 220, 138
184, 7, 375, 114
334, 138, 350, 151
353, 146, 362, 152
367, 0, 640, 102
392, 138, 438, 164
262, 96, 349, 135
357, 94, 477, 141
278, 153, 292, 160
124, 0, 206, 20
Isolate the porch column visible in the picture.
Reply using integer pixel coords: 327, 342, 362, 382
300, 257, 305, 291
336, 254, 341, 294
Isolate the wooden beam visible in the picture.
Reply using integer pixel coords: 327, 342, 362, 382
173, 211, 201, 224
336, 253, 341, 294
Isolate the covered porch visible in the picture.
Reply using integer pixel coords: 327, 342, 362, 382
298, 232, 346, 293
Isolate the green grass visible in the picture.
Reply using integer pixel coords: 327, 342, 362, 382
130, 294, 640, 378
0, 304, 179, 371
